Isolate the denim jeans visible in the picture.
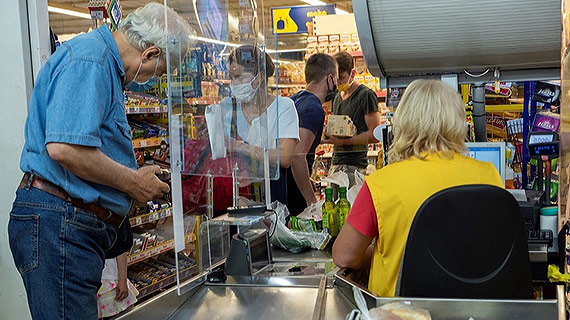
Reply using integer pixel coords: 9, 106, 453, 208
8, 187, 116, 319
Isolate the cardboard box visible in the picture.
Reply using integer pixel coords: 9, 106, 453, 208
351, 34, 361, 52
328, 41, 340, 54
307, 42, 318, 54
326, 115, 357, 137
340, 34, 352, 52
317, 42, 329, 53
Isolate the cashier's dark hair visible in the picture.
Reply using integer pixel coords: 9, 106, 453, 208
305, 53, 338, 84
228, 45, 275, 81
334, 52, 354, 75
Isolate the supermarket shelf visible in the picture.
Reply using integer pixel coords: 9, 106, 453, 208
132, 136, 168, 149
130, 207, 172, 227
485, 104, 523, 112
128, 240, 175, 266
349, 51, 363, 57
201, 79, 231, 85
321, 150, 379, 159
376, 90, 387, 98
135, 264, 197, 300
268, 83, 305, 88
186, 97, 221, 105
125, 105, 168, 114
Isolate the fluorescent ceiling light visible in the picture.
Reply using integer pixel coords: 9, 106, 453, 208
301, 0, 327, 5
189, 36, 241, 47
48, 6, 92, 19
267, 48, 307, 54
190, 35, 306, 53
300, 0, 350, 14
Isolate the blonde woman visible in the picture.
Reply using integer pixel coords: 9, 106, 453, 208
332, 79, 502, 297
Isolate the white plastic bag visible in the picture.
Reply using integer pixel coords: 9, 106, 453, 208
322, 171, 350, 188
297, 199, 325, 221
347, 170, 365, 204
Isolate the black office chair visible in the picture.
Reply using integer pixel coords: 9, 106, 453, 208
396, 184, 533, 299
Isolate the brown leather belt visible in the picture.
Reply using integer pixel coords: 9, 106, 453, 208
19, 173, 125, 227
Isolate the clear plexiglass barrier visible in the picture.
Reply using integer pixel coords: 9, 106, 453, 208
159, 0, 289, 294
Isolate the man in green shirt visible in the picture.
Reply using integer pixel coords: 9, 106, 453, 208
323, 52, 381, 193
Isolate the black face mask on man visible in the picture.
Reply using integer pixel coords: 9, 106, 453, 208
324, 74, 338, 102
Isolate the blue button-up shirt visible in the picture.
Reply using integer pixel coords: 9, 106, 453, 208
20, 25, 137, 216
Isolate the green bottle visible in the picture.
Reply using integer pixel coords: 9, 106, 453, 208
337, 187, 351, 231
322, 188, 336, 235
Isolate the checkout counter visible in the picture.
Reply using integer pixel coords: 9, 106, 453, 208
114, 215, 566, 320
114, 249, 564, 320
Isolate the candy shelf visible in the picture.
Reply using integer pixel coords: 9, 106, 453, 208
135, 264, 197, 300
201, 79, 231, 85
132, 136, 168, 149
125, 105, 168, 114
321, 150, 379, 159
268, 83, 305, 88
130, 207, 172, 227
128, 240, 175, 266
186, 97, 221, 105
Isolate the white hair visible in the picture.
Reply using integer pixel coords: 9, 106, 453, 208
119, 2, 194, 63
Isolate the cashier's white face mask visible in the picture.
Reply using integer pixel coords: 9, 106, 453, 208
231, 75, 258, 102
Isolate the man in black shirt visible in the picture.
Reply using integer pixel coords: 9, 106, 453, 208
323, 52, 381, 192
287, 53, 338, 216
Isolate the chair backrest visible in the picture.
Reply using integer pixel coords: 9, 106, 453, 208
397, 184, 533, 299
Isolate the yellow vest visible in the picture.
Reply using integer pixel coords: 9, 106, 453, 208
365, 152, 503, 296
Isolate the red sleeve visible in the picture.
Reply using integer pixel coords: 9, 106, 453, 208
346, 182, 378, 238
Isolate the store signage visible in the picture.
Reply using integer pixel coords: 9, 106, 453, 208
271, 5, 336, 34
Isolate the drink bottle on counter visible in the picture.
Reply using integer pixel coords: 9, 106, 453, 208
337, 186, 351, 230
322, 187, 338, 236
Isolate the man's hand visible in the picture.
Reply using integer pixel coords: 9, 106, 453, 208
128, 165, 170, 203
321, 133, 352, 146
115, 278, 128, 301
225, 137, 250, 155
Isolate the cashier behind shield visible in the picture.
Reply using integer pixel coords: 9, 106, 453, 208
332, 80, 503, 297
217, 46, 300, 205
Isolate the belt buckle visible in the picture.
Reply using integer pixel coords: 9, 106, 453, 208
103, 209, 113, 221
118, 215, 127, 228
107, 210, 128, 228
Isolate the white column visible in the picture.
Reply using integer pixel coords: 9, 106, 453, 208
0, 0, 36, 318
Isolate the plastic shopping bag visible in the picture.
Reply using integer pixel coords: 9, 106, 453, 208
268, 201, 331, 253
347, 170, 365, 204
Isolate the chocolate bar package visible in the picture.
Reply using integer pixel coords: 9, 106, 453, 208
532, 112, 560, 133
532, 81, 560, 106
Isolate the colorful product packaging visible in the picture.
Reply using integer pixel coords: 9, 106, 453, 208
532, 113, 560, 132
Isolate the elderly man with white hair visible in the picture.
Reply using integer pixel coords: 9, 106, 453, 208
8, 3, 193, 319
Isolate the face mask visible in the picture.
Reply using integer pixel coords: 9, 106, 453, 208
126, 56, 159, 92
324, 75, 338, 102
337, 75, 354, 92
230, 75, 258, 102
